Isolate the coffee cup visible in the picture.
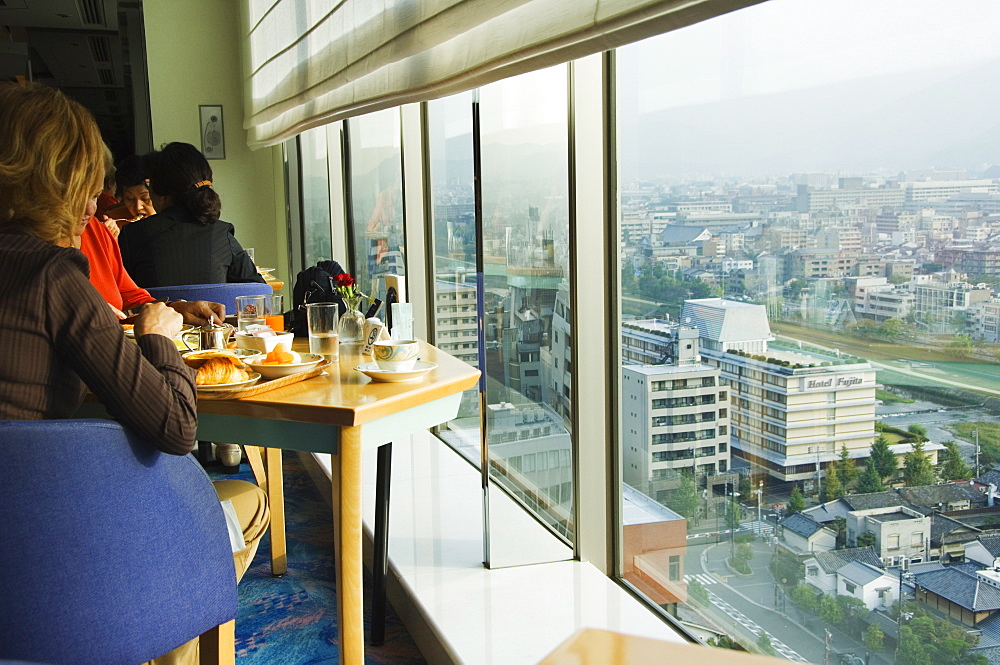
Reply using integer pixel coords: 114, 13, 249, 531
372, 339, 419, 371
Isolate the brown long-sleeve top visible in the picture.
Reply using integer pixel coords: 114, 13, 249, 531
0, 230, 198, 455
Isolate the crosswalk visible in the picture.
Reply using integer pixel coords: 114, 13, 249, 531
684, 573, 718, 586
742, 520, 774, 537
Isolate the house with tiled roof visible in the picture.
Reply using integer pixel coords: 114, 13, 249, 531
836, 560, 897, 610
777, 513, 836, 555
803, 547, 889, 602
967, 534, 1000, 568
897, 484, 986, 512
931, 514, 982, 563
913, 566, 1000, 627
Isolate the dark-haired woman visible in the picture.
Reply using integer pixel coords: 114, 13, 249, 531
102, 154, 157, 228
119, 142, 264, 287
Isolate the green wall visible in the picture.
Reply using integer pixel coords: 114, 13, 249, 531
142, 0, 287, 296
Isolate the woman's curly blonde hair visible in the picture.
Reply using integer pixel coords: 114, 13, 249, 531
0, 82, 108, 244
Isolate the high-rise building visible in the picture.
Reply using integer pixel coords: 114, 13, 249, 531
620, 323, 733, 509
682, 298, 878, 484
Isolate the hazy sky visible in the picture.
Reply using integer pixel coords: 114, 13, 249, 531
627, 0, 1000, 114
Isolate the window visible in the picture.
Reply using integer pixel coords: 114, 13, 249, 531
613, 0, 1000, 656
346, 110, 404, 299
668, 556, 680, 581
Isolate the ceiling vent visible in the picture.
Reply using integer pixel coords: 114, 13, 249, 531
80, 0, 106, 27
89, 36, 111, 63
97, 67, 114, 86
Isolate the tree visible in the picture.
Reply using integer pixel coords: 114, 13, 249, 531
864, 624, 884, 653
789, 486, 805, 513
756, 632, 777, 657
939, 440, 973, 481
870, 435, 898, 480
857, 458, 886, 494
857, 532, 876, 548
737, 541, 754, 562
821, 466, 844, 502
725, 497, 741, 531
945, 333, 974, 359
908, 424, 928, 441
879, 317, 905, 339
904, 440, 937, 487
739, 474, 752, 499
836, 444, 859, 489
666, 473, 701, 522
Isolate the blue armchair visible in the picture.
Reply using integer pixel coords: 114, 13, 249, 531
147, 282, 273, 317
0, 419, 237, 665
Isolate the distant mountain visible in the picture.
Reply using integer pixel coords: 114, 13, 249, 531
619, 58, 1000, 180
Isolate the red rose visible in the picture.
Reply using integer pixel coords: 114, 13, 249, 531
335, 273, 356, 288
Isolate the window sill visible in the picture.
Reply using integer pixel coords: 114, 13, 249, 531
303, 431, 688, 664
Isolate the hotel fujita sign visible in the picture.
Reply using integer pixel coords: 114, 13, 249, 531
801, 375, 868, 392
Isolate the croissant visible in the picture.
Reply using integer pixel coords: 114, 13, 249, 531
194, 356, 251, 385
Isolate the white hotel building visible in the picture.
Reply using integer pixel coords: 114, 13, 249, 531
681, 299, 878, 483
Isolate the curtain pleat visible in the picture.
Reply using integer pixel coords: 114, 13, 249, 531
241, 0, 761, 148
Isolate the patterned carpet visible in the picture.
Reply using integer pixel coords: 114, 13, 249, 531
209, 451, 426, 665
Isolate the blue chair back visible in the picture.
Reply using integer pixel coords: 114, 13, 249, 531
147, 282, 273, 316
0, 419, 237, 665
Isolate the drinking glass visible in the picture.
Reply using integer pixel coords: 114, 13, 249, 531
235, 295, 267, 332
306, 303, 339, 361
264, 294, 284, 331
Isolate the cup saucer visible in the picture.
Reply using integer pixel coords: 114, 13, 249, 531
355, 360, 437, 382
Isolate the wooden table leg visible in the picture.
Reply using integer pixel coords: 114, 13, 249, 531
331, 425, 364, 665
264, 447, 286, 576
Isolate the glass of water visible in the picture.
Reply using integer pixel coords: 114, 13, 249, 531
235, 295, 268, 332
306, 303, 339, 361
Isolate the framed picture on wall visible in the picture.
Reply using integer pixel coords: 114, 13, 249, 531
199, 105, 225, 159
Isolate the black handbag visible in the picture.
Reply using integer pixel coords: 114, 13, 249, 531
285, 260, 348, 336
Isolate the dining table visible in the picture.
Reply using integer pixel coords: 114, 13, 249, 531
80, 338, 479, 665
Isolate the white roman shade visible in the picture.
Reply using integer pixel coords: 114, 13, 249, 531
241, 0, 761, 149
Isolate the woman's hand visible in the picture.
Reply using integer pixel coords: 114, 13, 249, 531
98, 215, 121, 239
134, 302, 184, 339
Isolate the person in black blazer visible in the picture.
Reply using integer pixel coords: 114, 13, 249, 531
119, 142, 265, 287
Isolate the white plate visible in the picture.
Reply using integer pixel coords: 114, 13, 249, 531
355, 360, 437, 383
246, 353, 324, 379
196, 372, 261, 391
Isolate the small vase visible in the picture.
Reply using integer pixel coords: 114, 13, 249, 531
338, 296, 366, 343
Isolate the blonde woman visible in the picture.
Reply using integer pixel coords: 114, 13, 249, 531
0, 81, 267, 665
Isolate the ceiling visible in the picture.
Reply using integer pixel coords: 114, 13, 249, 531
0, 0, 150, 157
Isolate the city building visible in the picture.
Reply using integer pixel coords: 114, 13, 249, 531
681, 298, 877, 483
621, 324, 732, 508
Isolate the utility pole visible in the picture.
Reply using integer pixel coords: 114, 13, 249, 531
756, 480, 764, 525
976, 427, 981, 478
824, 628, 831, 665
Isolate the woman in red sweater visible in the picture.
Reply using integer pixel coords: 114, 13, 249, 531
78, 215, 224, 324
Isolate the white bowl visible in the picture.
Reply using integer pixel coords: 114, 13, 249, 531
235, 330, 294, 353
245, 352, 324, 379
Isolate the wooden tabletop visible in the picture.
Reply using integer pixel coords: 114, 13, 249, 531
537, 629, 785, 665
196, 339, 480, 428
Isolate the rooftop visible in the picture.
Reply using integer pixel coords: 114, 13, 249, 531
812, 547, 884, 575
681, 298, 772, 345
914, 566, 1000, 612
837, 561, 886, 587
780, 513, 826, 538
621, 484, 685, 526
867, 510, 921, 523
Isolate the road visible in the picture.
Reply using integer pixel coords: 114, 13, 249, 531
684, 537, 888, 664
